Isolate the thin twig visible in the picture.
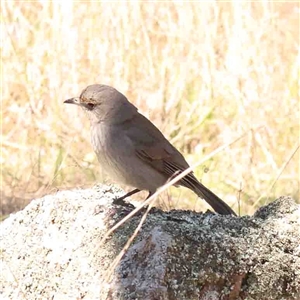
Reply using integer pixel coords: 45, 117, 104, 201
103, 201, 155, 282
252, 143, 300, 208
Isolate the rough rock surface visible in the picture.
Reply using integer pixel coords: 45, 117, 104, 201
1, 184, 299, 300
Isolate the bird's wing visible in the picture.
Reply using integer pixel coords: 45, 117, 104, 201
124, 113, 236, 215
124, 113, 192, 178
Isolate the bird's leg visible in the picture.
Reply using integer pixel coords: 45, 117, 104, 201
142, 191, 158, 213
113, 190, 154, 212
113, 188, 141, 207
145, 191, 153, 200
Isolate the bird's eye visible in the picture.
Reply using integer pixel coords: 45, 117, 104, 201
86, 103, 95, 110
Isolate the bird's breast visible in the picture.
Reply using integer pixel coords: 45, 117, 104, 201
90, 123, 124, 172
90, 123, 166, 191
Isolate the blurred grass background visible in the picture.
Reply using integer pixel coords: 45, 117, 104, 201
1, 1, 299, 216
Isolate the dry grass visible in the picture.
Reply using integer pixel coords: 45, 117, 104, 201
1, 1, 299, 216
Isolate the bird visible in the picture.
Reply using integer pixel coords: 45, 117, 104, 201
64, 84, 236, 215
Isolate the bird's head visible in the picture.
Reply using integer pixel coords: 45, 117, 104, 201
64, 84, 137, 124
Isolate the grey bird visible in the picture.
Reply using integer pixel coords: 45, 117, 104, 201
64, 84, 236, 215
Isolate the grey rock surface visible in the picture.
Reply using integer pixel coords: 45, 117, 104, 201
1, 185, 299, 300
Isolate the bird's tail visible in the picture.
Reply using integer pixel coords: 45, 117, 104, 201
180, 174, 236, 216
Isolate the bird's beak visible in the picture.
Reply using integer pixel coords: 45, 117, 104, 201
64, 97, 80, 105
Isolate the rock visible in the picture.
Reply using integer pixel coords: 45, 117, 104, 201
1, 185, 299, 300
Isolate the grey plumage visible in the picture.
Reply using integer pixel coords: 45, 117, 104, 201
64, 84, 236, 215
